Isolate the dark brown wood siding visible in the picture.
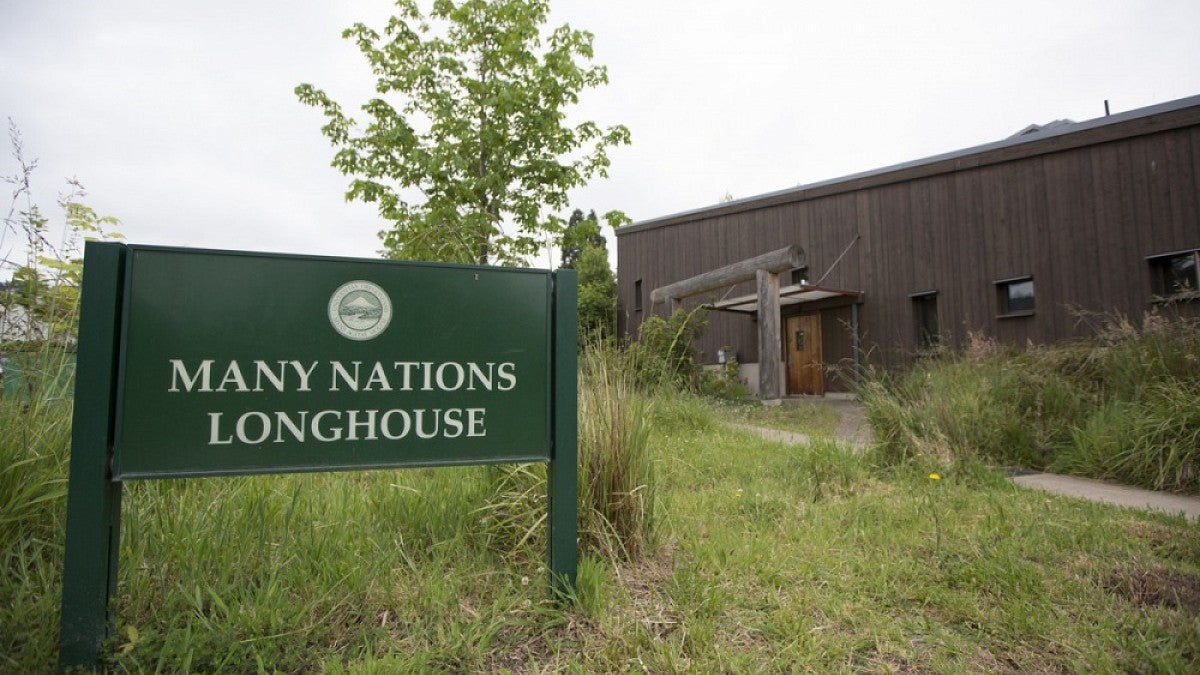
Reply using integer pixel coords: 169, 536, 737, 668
616, 100, 1200, 386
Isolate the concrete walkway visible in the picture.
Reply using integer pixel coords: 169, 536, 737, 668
734, 398, 1200, 522
827, 399, 873, 450
1012, 472, 1200, 522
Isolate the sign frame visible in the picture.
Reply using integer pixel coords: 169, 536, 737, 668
58, 242, 578, 669
111, 244, 557, 478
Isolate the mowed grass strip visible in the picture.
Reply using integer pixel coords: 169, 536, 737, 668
4, 393, 1199, 671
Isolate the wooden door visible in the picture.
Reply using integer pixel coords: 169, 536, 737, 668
785, 313, 823, 396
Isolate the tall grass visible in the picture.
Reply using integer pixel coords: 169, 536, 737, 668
1064, 379, 1200, 491
478, 342, 658, 562
577, 344, 655, 560
0, 344, 75, 670
3, 125, 124, 669
861, 314, 1200, 493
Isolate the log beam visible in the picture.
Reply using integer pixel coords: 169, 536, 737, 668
650, 246, 805, 305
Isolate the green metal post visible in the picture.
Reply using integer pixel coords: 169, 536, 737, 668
59, 242, 126, 670
547, 269, 578, 597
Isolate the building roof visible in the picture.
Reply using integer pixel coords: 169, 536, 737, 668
708, 283, 863, 314
1008, 118, 1076, 139
618, 94, 1200, 236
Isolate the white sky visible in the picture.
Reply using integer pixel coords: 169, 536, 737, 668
2, 1, 1198, 274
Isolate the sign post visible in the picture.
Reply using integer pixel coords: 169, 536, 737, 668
58, 243, 577, 670
59, 242, 126, 667
549, 266, 578, 596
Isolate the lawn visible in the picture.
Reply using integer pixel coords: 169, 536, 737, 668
4, 394, 1198, 671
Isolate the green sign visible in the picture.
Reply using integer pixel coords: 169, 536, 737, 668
115, 246, 553, 477
59, 243, 578, 669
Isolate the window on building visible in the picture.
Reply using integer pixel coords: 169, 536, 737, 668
1149, 249, 1199, 299
634, 279, 643, 312
996, 276, 1035, 316
910, 291, 939, 349
790, 266, 809, 286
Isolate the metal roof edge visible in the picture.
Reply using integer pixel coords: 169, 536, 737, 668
617, 94, 1200, 237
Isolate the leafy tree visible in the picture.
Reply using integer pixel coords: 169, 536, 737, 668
560, 208, 605, 269
296, 0, 631, 265
575, 244, 615, 339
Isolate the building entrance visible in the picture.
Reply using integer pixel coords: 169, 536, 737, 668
785, 313, 823, 396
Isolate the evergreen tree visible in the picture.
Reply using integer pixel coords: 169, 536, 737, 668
560, 208, 607, 269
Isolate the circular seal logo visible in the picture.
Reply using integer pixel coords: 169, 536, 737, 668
328, 280, 392, 341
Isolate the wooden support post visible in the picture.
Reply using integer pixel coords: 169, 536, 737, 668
645, 245, 806, 401
756, 268, 781, 400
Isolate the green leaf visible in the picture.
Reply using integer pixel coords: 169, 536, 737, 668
294, 0, 630, 266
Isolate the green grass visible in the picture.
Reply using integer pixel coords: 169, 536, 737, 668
115, 468, 544, 672
1, 399, 72, 669
1, 349, 76, 400
716, 398, 842, 438
4, 383, 1199, 670
861, 314, 1200, 493
559, 416, 1199, 672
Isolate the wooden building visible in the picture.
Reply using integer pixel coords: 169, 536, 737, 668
615, 95, 1200, 397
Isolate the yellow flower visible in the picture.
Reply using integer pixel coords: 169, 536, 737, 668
735, 489, 744, 498
929, 473, 941, 481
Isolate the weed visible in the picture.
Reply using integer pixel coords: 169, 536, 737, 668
925, 472, 943, 560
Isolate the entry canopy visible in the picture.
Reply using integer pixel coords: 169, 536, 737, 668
707, 283, 863, 314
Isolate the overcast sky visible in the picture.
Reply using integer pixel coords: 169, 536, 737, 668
2, 0, 1198, 275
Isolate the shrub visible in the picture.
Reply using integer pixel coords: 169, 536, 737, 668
625, 306, 708, 390
697, 357, 753, 400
